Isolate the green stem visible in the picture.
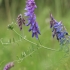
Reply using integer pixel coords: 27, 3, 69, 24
4, 0, 11, 23
13, 29, 57, 51
13, 46, 42, 63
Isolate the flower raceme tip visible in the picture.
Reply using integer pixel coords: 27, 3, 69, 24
17, 14, 25, 30
3, 62, 14, 70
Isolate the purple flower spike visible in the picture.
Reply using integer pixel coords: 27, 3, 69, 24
3, 62, 14, 70
24, 0, 40, 39
50, 14, 68, 41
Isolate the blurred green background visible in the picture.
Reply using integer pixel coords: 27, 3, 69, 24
0, 0, 70, 70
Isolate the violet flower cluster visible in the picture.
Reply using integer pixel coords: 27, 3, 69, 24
50, 14, 68, 44
24, 0, 40, 39
3, 62, 14, 70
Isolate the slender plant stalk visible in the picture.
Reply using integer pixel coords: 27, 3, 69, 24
55, 0, 61, 18
4, 0, 11, 23
13, 29, 58, 51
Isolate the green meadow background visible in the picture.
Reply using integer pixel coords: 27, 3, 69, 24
0, 0, 70, 70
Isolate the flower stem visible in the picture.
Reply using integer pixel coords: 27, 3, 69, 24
13, 29, 58, 51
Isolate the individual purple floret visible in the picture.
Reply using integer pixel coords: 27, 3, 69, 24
24, 0, 40, 39
50, 14, 68, 41
17, 14, 25, 30
3, 62, 14, 70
